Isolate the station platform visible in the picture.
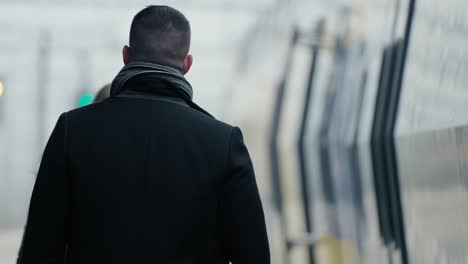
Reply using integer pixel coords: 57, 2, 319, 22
0, 229, 22, 264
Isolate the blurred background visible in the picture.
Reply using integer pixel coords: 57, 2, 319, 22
1, 0, 468, 263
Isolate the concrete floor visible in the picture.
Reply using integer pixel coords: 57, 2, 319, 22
0, 229, 22, 264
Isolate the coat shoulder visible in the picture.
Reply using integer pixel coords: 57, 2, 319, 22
66, 98, 237, 136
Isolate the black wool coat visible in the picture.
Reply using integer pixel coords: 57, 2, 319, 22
18, 81, 270, 264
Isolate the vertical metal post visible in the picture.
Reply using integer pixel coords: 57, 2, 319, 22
385, 1, 416, 263
269, 28, 298, 264
77, 49, 91, 92
297, 43, 320, 264
37, 30, 51, 149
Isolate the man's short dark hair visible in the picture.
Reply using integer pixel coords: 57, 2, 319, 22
129, 5, 191, 68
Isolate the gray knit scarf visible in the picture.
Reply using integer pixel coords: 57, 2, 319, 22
110, 61, 213, 117
110, 61, 193, 99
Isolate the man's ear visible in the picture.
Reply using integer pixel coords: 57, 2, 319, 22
182, 54, 193, 75
123, 45, 131, 65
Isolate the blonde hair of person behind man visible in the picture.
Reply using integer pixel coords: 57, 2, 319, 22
92, 84, 111, 103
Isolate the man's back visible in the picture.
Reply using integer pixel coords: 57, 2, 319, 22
18, 91, 270, 263
70, 95, 239, 263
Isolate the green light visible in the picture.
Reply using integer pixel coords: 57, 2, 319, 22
78, 93, 94, 107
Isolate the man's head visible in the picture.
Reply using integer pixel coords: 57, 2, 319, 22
123, 6, 193, 74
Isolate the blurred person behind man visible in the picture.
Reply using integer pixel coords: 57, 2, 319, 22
17, 5, 270, 264
92, 83, 111, 103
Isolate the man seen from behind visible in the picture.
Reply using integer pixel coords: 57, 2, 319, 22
18, 5, 270, 264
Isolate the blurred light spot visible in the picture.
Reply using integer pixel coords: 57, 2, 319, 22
78, 93, 94, 107
0, 81, 4, 97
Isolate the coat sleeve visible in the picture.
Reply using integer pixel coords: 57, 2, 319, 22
218, 127, 270, 264
17, 113, 71, 264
